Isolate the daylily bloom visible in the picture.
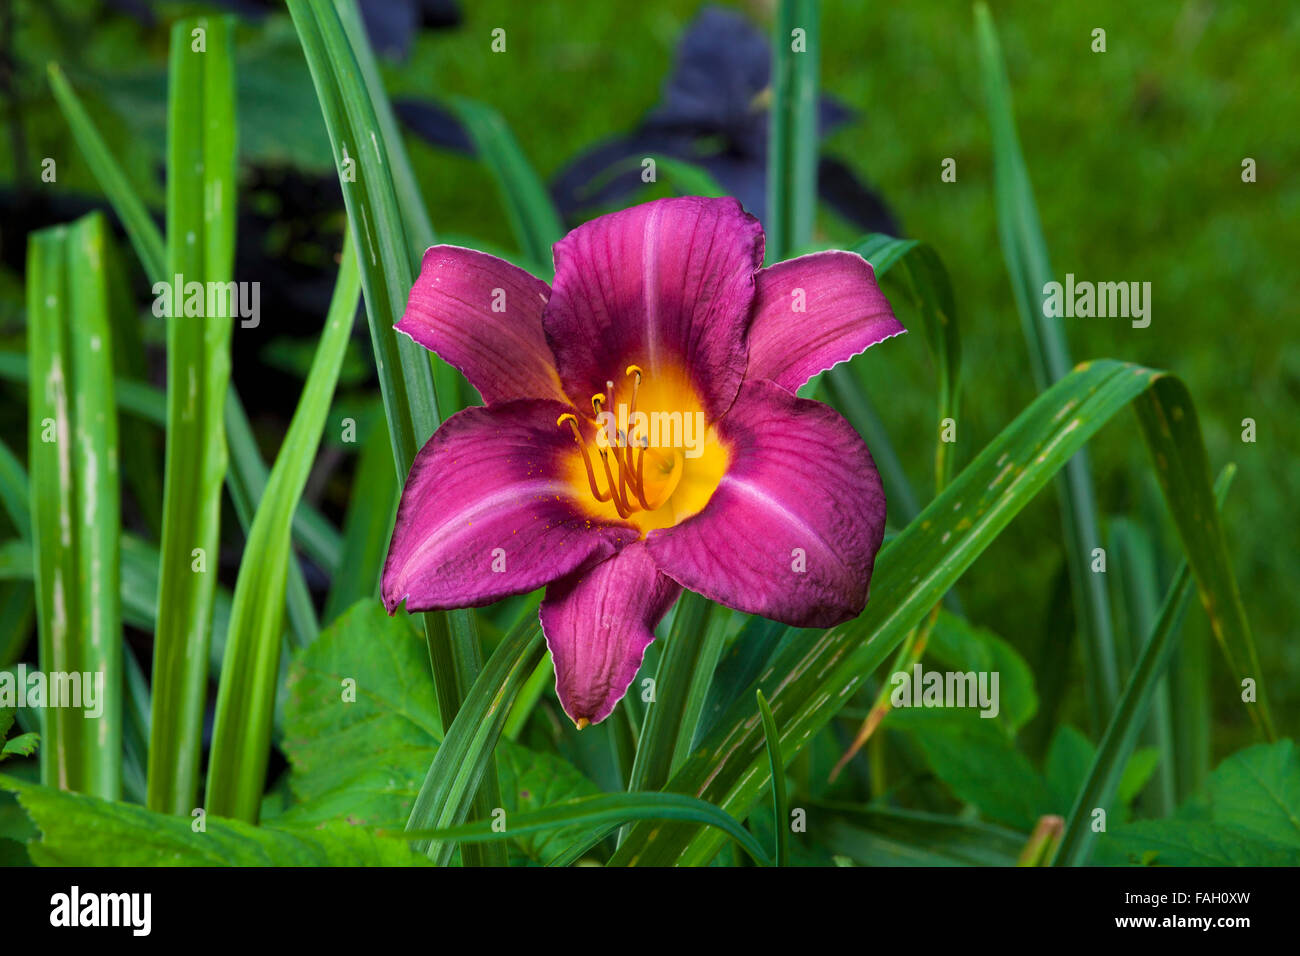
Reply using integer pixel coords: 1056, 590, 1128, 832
382, 196, 904, 727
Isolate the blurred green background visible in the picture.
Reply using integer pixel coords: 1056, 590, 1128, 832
1, 0, 1295, 760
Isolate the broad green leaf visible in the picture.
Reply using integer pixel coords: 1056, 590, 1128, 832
206, 231, 361, 822
612, 361, 1261, 865
975, 3, 1116, 730
496, 744, 603, 865
280, 600, 596, 865
1199, 741, 1300, 849
1117, 748, 1161, 807
927, 611, 1036, 732
1, 774, 430, 867
26, 213, 122, 800
280, 600, 438, 827
1094, 742, 1300, 866
1045, 725, 1097, 813
891, 708, 1052, 830
1045, 724, 1159, 823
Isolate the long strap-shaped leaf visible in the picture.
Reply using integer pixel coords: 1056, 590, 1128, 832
288, 0, 503, 865
205, 231, 361, 822
449, 96, 564, 271
332, 0, 467, 413
624, 591, 727, 820
1055, 467, 1236, 866
46, 59, 337, 626
405, 617, 545, 865
974, 3, 1118, 730
322, 415, 397, 624
756, 690, 788, 867
147, 16, 237, 815
612, 361, 1269, 865
399, 792, 772, 868
766, 0, 820, 262
26, 213, 122, 799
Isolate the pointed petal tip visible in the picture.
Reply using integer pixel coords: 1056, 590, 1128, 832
381, 591, 404, 616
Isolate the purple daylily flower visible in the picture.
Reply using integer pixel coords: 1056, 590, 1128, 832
382, 196, 904, 727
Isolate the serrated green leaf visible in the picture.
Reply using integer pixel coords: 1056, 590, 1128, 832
892, 708, 1052, 830
1, 774, 431, 867
1, 733, 40, 762
927, 611, 1036, 732
1095, 742, 1300, 866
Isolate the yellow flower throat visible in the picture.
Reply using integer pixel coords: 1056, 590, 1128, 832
557, 364, 728, 535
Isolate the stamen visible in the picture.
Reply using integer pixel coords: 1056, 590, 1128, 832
597, 448, 631, 518
621, 365, 644, 478
628, 441, 652, 510
556, 412, 612, 502
559, 366, 690, 521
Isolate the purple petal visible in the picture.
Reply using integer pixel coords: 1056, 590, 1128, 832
539, 543, 680, 727
647, 380, 886, 627
382, 399, 638, 613
544, 196, 764, 419
745, 251, 905, 393
396, 245, 567, 405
